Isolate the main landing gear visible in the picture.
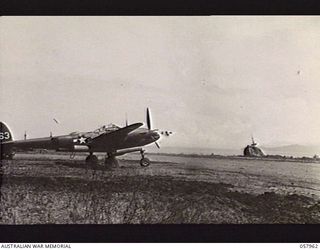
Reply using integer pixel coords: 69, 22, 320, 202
1, 153, 14, 160
105, 153, 119, 168
85, 149, 151, 168
85, 153, 98, 165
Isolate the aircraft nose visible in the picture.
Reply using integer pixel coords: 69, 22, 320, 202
151, 131, 160, 141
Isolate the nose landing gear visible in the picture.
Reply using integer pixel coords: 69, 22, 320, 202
140, 149, 150, 167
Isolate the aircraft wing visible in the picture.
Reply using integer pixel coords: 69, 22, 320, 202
89, 123, 143, 150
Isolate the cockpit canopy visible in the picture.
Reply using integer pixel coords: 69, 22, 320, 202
69, 124, 120, 137
93, 123, 120, 134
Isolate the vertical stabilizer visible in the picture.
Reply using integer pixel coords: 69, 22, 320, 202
0, 122, 13, 143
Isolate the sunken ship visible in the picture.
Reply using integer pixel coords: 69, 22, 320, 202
243, 137, 266, 157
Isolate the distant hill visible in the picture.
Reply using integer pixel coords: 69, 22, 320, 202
147, 144, 320, 157
147, 146, 242, 156
262, 144, 320, 157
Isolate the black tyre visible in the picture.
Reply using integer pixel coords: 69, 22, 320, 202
1, 153, 14, 160
140, 157, 150, 167
105, 157, 119, 168
86, 155, 98, 164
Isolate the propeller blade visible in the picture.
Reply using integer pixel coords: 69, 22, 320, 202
146, 107, 151, 130
125, 113, 128, 126
160, 130, 173, 136
155, 141, 160, 148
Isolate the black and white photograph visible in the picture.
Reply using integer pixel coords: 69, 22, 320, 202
0, 16, 320, 227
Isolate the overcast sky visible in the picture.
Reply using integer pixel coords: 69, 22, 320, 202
1, 16, 320, 149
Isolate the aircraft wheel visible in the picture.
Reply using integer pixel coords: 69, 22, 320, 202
85, 154, 98, 165
105, 157, 119, 168
140, 157, 150, 167
1, 153, 14, 160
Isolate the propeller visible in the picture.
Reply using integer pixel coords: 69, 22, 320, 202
145, 107, 174, 148
146, 108, 152, 130
160, 130, 173, 137
146, 107, 161, 148
125, 113, 128, 126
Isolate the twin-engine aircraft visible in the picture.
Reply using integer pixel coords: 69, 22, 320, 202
0, 108, 171, 167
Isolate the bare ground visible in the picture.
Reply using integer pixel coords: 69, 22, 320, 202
1, 155, 320, 224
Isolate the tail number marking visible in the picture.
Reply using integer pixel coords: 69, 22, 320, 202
0, 132, 10, 140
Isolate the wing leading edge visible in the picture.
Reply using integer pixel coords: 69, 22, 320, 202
89, 122, 143, 150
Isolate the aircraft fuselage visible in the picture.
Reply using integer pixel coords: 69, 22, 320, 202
5, 127, 160, 154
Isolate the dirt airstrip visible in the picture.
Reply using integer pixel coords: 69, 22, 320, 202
1, 153, 320, 224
